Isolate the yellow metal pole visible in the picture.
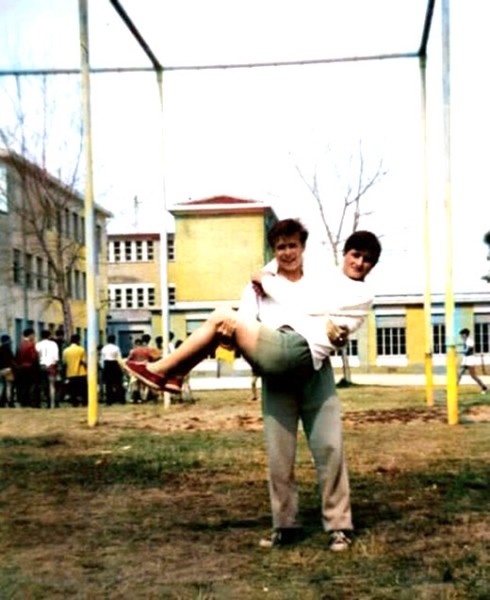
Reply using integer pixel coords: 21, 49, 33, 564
419, 55, 434, 406
442, 0, 458, 424
79, 0, 99, 427
156, 69, 171, 410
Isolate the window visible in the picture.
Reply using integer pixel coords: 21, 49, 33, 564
433, 323, 446, 354
0, 164, 8, 213
66, 269, 72, 296
147, 240, 154, 261
82, 272, 87, 300
74, 270, 81, 299
13, 249, 21, 284
376, 315, 406, 356
113, 241, 121, 262
73, 213, 79, 243
148, 287, 155, 307
36, 257, 44, 291
475, 321, 490, 354
137, 287, 145, 308
48, 263, 55, 293
25, 253, 33, 289
168, 286, 176, 306
124, 241, 132, 261
377, 327, 406, 356
56, 209, 62, 235
167, 234, 175, 261
125, 288, 134, 308
65, 208, 71, 238
114, 288, 122, 308
334, 339, 358, 357
136, 240, 143, 261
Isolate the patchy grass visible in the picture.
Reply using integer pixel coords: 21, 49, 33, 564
1, 386, 489, 599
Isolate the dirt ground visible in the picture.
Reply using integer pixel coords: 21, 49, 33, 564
2, 387, 490, 599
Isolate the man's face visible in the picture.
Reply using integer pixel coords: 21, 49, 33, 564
273, 233, 305, 278
342, 249, 376, 281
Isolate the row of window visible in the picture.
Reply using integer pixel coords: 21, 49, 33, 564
109, 285, 156, 309
334, 323, 490, 357
107, 235, 175, 263
13, 249, 87, 300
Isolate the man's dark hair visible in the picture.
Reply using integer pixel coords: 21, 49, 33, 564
459, 328, 470, 336
343, 231, 382, 265
267, 218, 309, 248
70, 334, 81, 344
41, 329, 51, 340
23, 328, 35, 337
107, 334, 116, 344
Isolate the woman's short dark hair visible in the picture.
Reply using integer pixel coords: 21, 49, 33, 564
267, 218, 309, 248
343, 230, 382, 265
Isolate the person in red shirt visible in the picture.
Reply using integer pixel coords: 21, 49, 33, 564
15, 328, 40, 407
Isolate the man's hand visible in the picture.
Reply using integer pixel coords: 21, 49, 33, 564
326, 320, 349, 348
251, 271, 274, 298
217, 315, 237, 338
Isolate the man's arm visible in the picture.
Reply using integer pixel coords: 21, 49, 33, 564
237, 282, 261, 320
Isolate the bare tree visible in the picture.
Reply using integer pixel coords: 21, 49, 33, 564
295, 141, 387, 384
0, 76, 86, 338
296, 141, 386, 264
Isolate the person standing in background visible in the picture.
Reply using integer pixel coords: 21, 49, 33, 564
36, 330, 59, 408
63, 334, 88, 407
0, 334, 16, 407
100, 334, 125, 404
458, 328, 488, 393
15, 328, 40, 408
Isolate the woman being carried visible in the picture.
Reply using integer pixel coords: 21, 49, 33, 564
125, 221, 381, 394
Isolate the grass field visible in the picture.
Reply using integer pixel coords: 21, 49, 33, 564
1, 385, 489, 599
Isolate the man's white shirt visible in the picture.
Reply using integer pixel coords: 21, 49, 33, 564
35, 339, 59, 368
238, 262, 373, 370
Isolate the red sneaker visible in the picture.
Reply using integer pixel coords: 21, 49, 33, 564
125, 361, 183, 394
126, 361, 165, 391
164, 376, 183, 394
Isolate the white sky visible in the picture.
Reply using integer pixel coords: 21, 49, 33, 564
0, 0, 489, 296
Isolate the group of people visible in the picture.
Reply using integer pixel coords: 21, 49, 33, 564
0, 328, 90, 408
0, 326, 194, 408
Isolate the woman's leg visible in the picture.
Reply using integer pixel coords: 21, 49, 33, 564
468, 366, 487, 391
140, 308, 261, 377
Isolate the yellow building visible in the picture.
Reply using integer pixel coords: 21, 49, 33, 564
168, 196, 277, 343
0, 150, 110, 347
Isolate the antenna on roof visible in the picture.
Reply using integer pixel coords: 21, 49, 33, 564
133, 195, 141, 230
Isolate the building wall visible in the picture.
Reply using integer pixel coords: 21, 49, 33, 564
0, 154, 110, 347
172, 214, 268, 302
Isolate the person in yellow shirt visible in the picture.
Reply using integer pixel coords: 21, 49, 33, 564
63, 334, 87, 407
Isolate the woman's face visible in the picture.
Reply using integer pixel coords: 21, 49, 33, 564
273, 233, 305, 280
342, 249, 375, 281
